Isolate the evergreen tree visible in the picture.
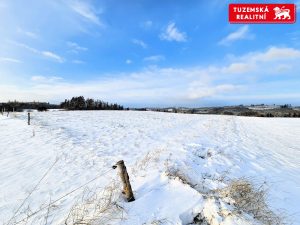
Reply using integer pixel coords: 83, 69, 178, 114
59, 96, 124, 111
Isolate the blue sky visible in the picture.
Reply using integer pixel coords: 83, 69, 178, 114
0, 0, 300, 107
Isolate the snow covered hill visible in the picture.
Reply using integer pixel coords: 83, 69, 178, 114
0, 111, 299, 225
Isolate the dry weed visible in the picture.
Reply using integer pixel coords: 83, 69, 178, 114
64, 181, 125, 225
218, 179, 284, 225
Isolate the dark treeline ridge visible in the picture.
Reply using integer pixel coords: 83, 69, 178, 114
144, 104, 300, 117
0, 101, 59, 112
60, 96, 124, 110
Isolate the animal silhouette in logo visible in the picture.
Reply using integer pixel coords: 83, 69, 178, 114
273, 6, 291, 20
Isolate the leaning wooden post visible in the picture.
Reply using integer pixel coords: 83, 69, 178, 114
113, 160, 135, 202
28, 112, 30, 125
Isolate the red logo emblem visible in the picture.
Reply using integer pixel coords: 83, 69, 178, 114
229, 4, 296, 24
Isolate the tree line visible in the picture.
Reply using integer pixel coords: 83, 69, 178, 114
60, 96, 124, 110
0, 101, 59, 112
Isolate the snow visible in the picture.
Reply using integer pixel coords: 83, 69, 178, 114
0, 111, 300, 224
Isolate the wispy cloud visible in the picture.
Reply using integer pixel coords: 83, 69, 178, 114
0, 57, 22, 63
160, 22, 187, 42
126, 59, 132, 64
144, 55, 165, 62
219, 25, 254, 46
42, 51, 64, 63
69, 0, 103, 26
141, 20, 153, 29
17, 28, 38, 39
31, 76, 63, 83
248, 47, 300, 62
222, 63, 255, 74
10, 41, 39, 54
10, 41, 65, 63
132, 39, 147, 48
67, 41, 88, 53
187, 83, 237, 100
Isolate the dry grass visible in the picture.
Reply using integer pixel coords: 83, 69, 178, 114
64, 181, 125, 225
217, 179, 284, 225
164, 166, 284, 225
165, 167, 197, 189
145, 219, 174, 225
132, 149, 163, 175
7, 179, 124, 225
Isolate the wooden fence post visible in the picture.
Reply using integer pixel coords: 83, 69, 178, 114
28, 113, 30, 125
113, 160, 135, 202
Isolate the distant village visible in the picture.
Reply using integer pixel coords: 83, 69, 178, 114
137, 104, 300, 117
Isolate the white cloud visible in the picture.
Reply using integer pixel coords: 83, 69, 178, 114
248, 47, 300, 62
42, 51, 64, 63
67, 42, 88, 53
17, 28, 38, 39
221, 47, 300, 75
69, 0, 103, 26
10, 41, 39, 54
1, 55, 299, 105
187, 83, 237, 100
1, 45, 300, 105
144, 55, 165, 62
24, 31, 38, 39
126, 59, 132, 64
0, 57, 22, 63
132, 39, 147, 48
219, 25, 254, 46
31, 76, 46, 81
10, 41, 65, 63
0, 64, 244, 105
31, 76, 63, 83
222, 46, 300, 78
160, 22, 187, 42
222, 63, 255, 74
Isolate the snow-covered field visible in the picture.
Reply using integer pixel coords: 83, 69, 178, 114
0, 111, 300, 225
